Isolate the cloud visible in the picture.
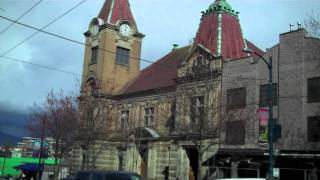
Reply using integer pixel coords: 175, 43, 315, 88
0, 0, 319, 112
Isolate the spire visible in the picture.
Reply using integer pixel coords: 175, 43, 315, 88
98, 0, 136, 26
194, 0, 262, 60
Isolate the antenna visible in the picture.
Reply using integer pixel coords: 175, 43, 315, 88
289, 23, 294, 31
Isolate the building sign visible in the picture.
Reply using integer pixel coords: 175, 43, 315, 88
258, 107, 269, 143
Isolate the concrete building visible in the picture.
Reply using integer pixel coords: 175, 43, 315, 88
18, 137, 55, 158
217, 28, 320, 179
71, 0, 320, 179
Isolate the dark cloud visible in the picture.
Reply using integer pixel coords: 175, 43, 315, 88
0, 103, 29, 138
0, 131, 21, 145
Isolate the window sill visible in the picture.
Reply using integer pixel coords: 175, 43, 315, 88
116, 62, 130, 67
307, 100, 320, 104
259, 105, 278, 107
89, 62, 97, 66
226, 105, 246, 110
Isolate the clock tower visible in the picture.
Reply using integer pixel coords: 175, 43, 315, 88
81, 0, 144, 96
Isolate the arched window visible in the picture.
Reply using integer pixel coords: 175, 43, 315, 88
86, 77, 97, 95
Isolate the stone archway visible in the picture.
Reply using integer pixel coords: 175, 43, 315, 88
128, 127, 160, 179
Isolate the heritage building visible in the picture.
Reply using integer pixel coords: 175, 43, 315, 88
71, 0, 320, 179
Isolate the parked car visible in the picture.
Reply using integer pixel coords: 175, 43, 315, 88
60, 176, 75, 180
74, 170, 143, 180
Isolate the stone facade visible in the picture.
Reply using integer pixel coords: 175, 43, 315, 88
71, 0, 320, 179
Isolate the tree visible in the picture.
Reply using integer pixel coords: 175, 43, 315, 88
304, 12, 320, 38
77, 96, 112, 170
28, 90, 80, 180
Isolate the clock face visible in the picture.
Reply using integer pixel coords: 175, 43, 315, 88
119, 24, 132, 37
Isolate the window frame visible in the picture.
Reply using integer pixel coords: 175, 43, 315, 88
120, 110, 129, 129
307, 77, 320, 103
308, 116, 320, 142
259, 83, 278, 107
225, 120, 246, 145
116, 46, 130, 65
144, 107, 154, 127
91, 46, 99, 64
226, 87, 246, 109
190, 96, 205, 124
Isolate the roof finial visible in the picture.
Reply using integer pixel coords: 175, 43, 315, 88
207, 0, 236, 16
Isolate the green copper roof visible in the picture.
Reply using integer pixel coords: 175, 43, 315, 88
206, 0, 238, 16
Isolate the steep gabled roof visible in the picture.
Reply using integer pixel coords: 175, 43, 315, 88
98, 0, 136, 26
119, 46, 191, 95
195, 0, 263, 60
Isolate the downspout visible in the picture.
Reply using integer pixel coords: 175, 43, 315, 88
277, 44, 280, 125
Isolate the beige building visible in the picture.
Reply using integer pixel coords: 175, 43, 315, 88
71, 0, 320, 179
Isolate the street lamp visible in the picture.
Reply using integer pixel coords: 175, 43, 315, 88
243, 48, 274, 180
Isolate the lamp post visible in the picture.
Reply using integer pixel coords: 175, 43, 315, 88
243, 48, 274, 180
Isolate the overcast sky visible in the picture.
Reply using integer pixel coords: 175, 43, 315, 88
0, 0, 319, 113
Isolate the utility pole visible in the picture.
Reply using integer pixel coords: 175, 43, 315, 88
243, 48, 274, 180
38, 118, 45, 180
267, 57, 274, 180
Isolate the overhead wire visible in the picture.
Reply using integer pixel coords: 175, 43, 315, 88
1, 56, 81, 76
0, 14, 165, 67
0, 0, 43, 35
0, 14, 269, 81
0, 0, 88, 57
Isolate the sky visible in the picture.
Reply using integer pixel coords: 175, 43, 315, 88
0, 0, 319, 115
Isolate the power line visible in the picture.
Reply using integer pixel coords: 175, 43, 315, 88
0, 0, 42, 35
1, 56, 81, 76
0, 0, 87, 57
0, 14, 269, 82
0, 14, 165, 67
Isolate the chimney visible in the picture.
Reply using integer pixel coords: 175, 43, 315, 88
289, 23, 293, 31
297, 22, 302, 29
